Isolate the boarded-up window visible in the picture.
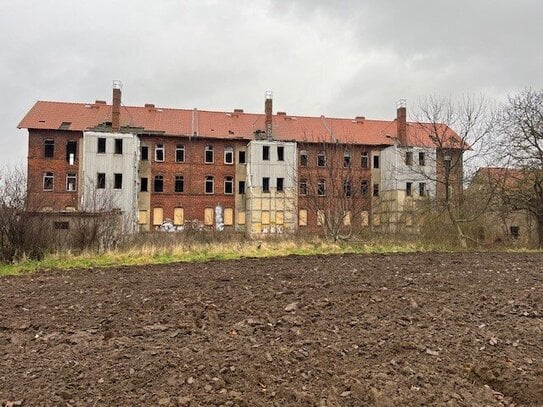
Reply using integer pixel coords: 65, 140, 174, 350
262, 211, 270, 225
224, 208, 234, 226
373, 213, 381, 226
343, 211, 351, 226
152, 208, 163, 225
276, 211, 284, 225
360, 211, 369, 226
317, 210, 325, 226
204, 208, 214, 225
138, 210, 148, 225
299, 209, 308, 226
174, 207, 184, 225
237, 211, 246, 225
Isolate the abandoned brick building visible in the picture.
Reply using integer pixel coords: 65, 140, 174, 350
18, 82, 463, 236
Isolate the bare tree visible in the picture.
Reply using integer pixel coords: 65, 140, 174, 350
497, 88, 543, 247
408, 95, 496, 247
297, 141, 370, 241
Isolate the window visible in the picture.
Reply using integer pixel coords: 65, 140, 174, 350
276, 211, 284, 225
224, 208, 234, 226
262, 211, 270, 225
262, 177, 270, 193
298, 209, 308, 226
154, 175, 164, 193
140, 177, 148, 192
317, 151, 326, 167
238, 181, 246, 194
444, 155, 451, 170
276, 177, 284, 192
44, 139, 54, 158
317, 210, 325, 226
175, 175, 184, 193
373, 183, 379, 197
238, 150, 246, 164
43, 172, 54, 190
317, 179, 326, 196
361, 152, 369, 168
224, 176, 234, 194
343, 150, 351, 167
66, 141, 77, 164
238, 211, 246, 225
361, 180, 369, 195
373, 155, 380, 169
54, 221, 69, 230
97, 138, 106, 154
300, 150, 308, 167
97, 172, 106, 189
204, 145, 214, 163
205, 176, 214, 194
204, 207, 214, 225
155, 144, 164, 162
224, 147, 233, 164
419, 152, 426, 166
141, 146, 149, 160
277, 146, 284, 161
405, 151, 413, 166
153, 207, 164, 226
114, 173, 123, 189
176, 145, 185, 163
58, 121, 71, 130
114, 138, 123, 154
138, 210, 148, 225
343, 180, 352, 197
510, 226, 520, 239
262, 145, 270, 160
406, 182, 412, 197
343, 211, 351, 226
174, 208, 184, 225
299, 179, 308, 195
419, 182, 426, 197
66, 173, 77, 192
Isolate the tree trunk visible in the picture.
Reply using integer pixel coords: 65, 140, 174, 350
537, 216, 543, 249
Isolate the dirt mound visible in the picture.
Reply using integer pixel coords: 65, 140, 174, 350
1, 253, 542, 406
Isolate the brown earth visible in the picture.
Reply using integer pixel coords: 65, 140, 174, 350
1, 252, 542, 406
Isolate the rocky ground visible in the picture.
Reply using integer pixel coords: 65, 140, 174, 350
1, 252, 542, 406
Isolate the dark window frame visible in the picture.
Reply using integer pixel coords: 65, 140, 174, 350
154, 175, 164, 193
44, 139, 55, 158
175, 175, 184, 193
114, 173, 123, 189
262, 177, 270, 193
277, 177, 284, 192
114, 138, 123, 155
224, 176, 234, 194
176, 145, 185, 163
97, 138, 106, 154
97, 172, 106, 189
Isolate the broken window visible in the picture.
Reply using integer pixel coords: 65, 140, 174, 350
419, 182, 426, 197
373, 183, 379, 197
343, 150, 351, 167
361, 152, 369, 168
317, 152, 326, 167
66, 173, 77, 192
317, 179, 326, 196
263, 177, 270, 193
263, 145, 270, 161
406, 182, 412, 196
510, 226, 520, 239
373, 155, 380, 169
114, 173, 123, 189
114, 138, 123, 154
343, 180, 352, 197
224, 147, 233, 164
299, 179, 308, 195
277, 146, 285, 161
44, 139, 54, 158
154, 175, 164, 193
300, 150, 308, 167
224, 176, 234, 194
97, 172, 106, 189
176, 145, 185, 163
155, 144, 164, 162
97, 138, 106, 154
141, 146, 149, 160
175, 175, 184, 193
405, 151, 413, 166
204, 145, 213, 163
205, 176, 214, 194
238, 180, 246, 194
238, 150, 246, 164
361, 180, 369, 195
277, 177, 284, 192
419, 152, 426, 166
140, 177, 148, 192
66, 141, 77, 164
43, 172, 54, 190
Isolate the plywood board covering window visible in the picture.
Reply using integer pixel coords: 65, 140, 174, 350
298, 209, 308, 226
174, 208, 184, 225
317, 210, 325, 226
262, 211, 270, 225
138, 210, 148, 225
237, 211, 246, 225
276, 211, 284, 225
204, 208, 214, 225
224, 208, 234, 226
343, 211, 351, 226
153, 207, 163, 226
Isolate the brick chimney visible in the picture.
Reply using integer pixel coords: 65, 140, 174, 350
396, 99, 407, 146
265, 91, 273, 141
112, 80, 122, 132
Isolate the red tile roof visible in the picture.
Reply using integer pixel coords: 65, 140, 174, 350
18, 100, 460, 147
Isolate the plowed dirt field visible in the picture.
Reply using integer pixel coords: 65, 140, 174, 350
1, 253, 542, 406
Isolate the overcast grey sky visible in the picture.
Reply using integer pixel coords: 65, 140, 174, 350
2, 0, 542, 166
